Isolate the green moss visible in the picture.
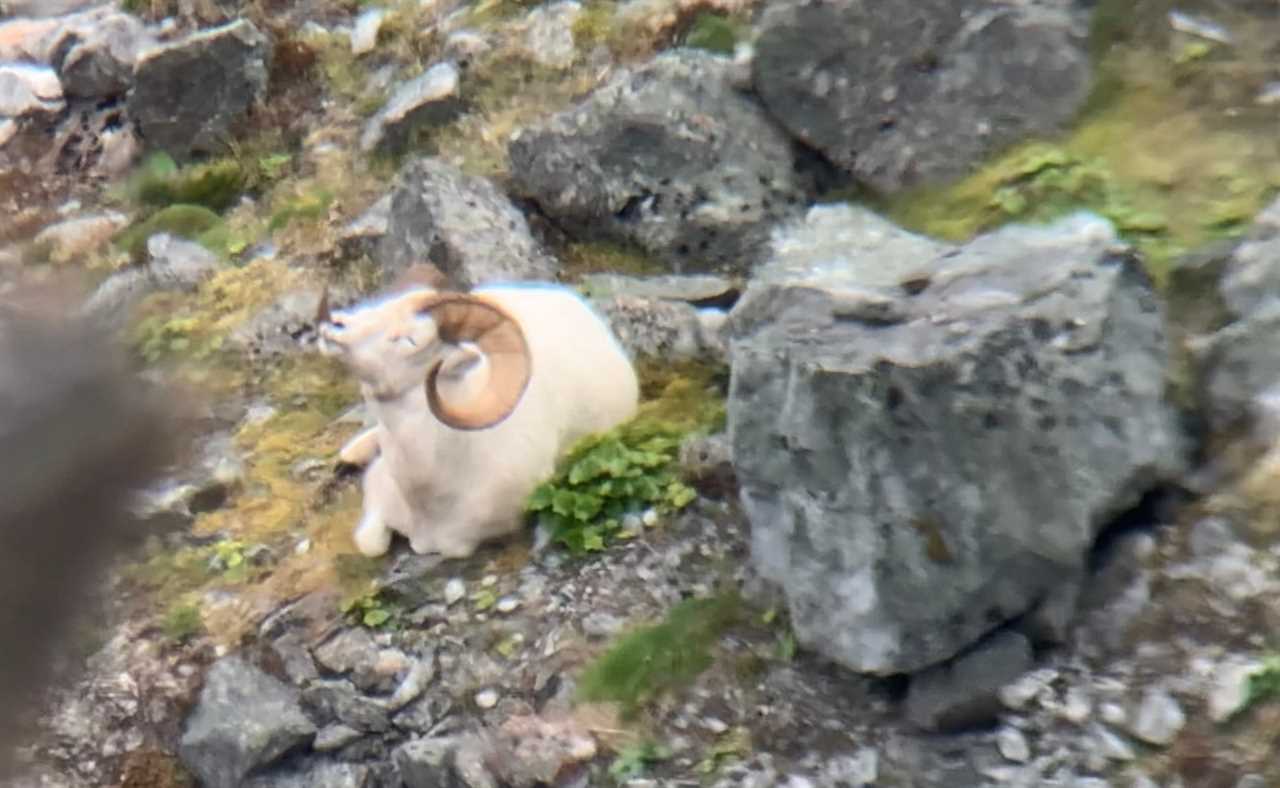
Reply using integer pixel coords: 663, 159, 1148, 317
128, 153, 248, 212
269, 189, 335, 231
680, 12, 740, 55
560, 239, 669, 281
527, 369, 725, 555
113, 204, 228, 261
871, 0, 1280, 285
161, 597, 204, 643
571, 0, 619, 50
576, 591, 744, 717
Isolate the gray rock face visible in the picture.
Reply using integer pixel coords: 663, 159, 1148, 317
360, 62, 463, 154
1173, 198, 1280, 439
726, 205, 1187, 675
127, 19, 271, 158
509, 49, 813, 275
0, 63, 64, 120
57, 8, 155, 98
751, 0, 1092, 194
378, 156, 557, 288
178, 655, 317, 788
904, 630, 1034, 732
395, 737, 457, 788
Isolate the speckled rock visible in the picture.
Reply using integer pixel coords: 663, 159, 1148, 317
378, 156, 558, 288
127, 19, 272, 158
727, 206, 1188, 675
178, 655, 316, 788
751, 0, 1093, 194
509, 49, 814, 275
360, 62, 463, 154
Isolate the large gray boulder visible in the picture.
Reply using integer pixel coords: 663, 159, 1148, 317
726, 205, 1187, 675
378, 156, 557, 288
508, 49, 813, 276
751, 0, 1092, 194
127, 19, 271, 158
178, 654, 316, 788
1170, 198, 1280, 444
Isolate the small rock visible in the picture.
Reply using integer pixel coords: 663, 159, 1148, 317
314, 628, 379, 675
444, 578, 466, 606
353, 648, 412, 695
1126, 687, 1185, 746
360, 62, 463, 154
301, 680, 391, 733
996, 726, 1030, 763
905, 631, 1035, 732
387, 655, 436, 711
0, 62, 64, 118
313, 724, 364, 752
268, 632, 320, 686
30, 212, 127, 264
1061, 687, 1092, 724
351, 7, 386, 55
1091, 723, 1135, 762
377, 156, 558, 288
1207, 657, 1261, 722
395, 737, 456, 788
1099, 702, 1126, 726
581, 611, 625, 640
495, 596, 519, 614
475, 688, 499, 709
178, 655, 317, 788
824, 748, 878, 786
515, 1, 581, 69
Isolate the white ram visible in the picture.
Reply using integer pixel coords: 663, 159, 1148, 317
317, 265, 641, 559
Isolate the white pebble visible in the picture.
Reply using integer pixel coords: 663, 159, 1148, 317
496, 596, 520, 614
475, 688, 499, 709
996, 726, 1030, 763
642, 508, 659, 527
294, 538, 311, 555
481, 574, 498, 588
444, 578, 466, 606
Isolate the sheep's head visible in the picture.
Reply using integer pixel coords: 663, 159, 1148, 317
316, 269, 532, 431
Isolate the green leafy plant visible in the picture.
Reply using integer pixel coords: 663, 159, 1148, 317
576, 591, 742, 717
340, 588, 403, 629
1242, 655, 1280, 712
160, 598, 204, 643
608, 741, 672, 782
527, 374, 723, 555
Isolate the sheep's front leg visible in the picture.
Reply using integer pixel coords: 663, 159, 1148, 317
338, 426, 380, 467
353, 457, 407, 557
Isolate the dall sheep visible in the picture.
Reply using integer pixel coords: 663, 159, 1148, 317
317, 264, 641, 559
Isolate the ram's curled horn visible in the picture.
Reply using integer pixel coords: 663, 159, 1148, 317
419, 294, 532, 431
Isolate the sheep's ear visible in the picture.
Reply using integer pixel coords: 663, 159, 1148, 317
422, 296, 531, 431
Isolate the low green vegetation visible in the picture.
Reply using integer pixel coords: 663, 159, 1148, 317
608, 741, 673, 782
1238, 655, 1280, 718
576, 591, 744, 717
160, 598, 204, 643
340, 587, 405, 629
526, 367, 725, 555
873, 0, 1280, 284
680, 11, 743, 55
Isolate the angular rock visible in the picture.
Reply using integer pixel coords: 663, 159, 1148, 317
514, 1, 581, 69
350, 7, 386, 56
509, 49, 813, 275
727, 205, 1187, 675
127, 19, 271, 158
1126, 687, 1185, 746
178, 655, 316, 788
378, 156, 557, 288
395, 737, 458, 788
0, 63, 64, 120
360, 62, 463, 154
243, 760, 373, 788
904, 631, 1034, 732
31, 211, 128, 264
751, 0, 1093, 194
314, 627, 380, 676
301, 679, 392, 732
1173, 198, 1280, 438
0, 6, 159, 99
591, 295, 727, 363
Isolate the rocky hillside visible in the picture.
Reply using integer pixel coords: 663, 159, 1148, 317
1, 0, 1280, 786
